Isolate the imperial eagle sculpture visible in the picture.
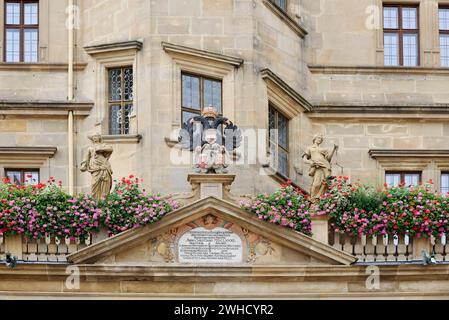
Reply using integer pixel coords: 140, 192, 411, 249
178, 106, 242, 174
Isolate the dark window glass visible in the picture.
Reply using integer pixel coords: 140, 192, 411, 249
383, 5, 419, 66
181, 73, 223, 127
4, 1, 39, 62
108, 67, 133, 135
269, 105, 289, 178
271, 0, 287, 11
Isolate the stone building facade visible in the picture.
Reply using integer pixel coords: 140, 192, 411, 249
2, 0, 449, 197
2, 0, 449, 299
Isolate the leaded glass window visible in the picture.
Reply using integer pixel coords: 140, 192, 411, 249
383, 5, 419, 66
385, 172, 421, 187
181, 73, 222, 128
440, 8, 449, 67
269, 105, 289, 178
108, 67, 133, 135
4, 1, 39, 62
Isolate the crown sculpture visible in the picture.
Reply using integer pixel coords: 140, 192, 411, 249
178, 106, 242, 174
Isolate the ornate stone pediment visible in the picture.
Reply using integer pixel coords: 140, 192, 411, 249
67, 197, 356, 266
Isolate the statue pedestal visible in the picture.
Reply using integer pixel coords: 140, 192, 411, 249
187, 174, 236, 200
311, 214, 330, 244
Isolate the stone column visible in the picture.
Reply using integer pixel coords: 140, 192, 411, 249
187, 174, 236, 200
311, 214, 330, 244
5, 234, 23, 260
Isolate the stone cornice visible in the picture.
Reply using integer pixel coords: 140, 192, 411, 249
0, 101, 94, 116
0, 146, 57, 158
100, 134, 142, 144
84, 40, 143, 56
308, 103, 449, 119
162, 42, 244, 67
308, 64, 449, 75
369, 149, 449, 159
261, 68, 313, 112
262, 0, 308, 39
0, 63, 87, 72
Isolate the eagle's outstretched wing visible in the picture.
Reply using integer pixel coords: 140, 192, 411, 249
223, 121, 242, 151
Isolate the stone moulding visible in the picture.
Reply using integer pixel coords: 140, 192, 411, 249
1, 264, 449, 298
0, 101, 94, 117
99, 134, 143, 144
309, 103, 449, 119
260, 68, 313, 113
308, 64, 449, 75
162, 42, 244, 68
369, 149, 449, 159
84, 40, 143, 56
0, 146, 57, 158
261, 0, 308, 39
0, 63, 87, 72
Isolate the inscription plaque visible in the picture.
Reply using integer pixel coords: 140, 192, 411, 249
178, 227, 243, 264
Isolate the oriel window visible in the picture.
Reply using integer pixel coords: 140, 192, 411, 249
269, 105, 289, 178
4, 0, 39, 62
383, 5, 419, 66
108, 67, 133, 135
439, 7, 449, 67
181, 73, 222, 126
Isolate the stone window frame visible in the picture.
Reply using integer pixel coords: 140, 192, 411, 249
369, 149, 449, 191
0, 0, 49, 63
267, 103, 291, 180
84, 41, 142, 142
376, 0, 442, 67
260, 69, 312, 185
162, 42, 243, 146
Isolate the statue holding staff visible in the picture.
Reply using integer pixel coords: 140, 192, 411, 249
80, 134, 114, 201
303, 134, 338, 202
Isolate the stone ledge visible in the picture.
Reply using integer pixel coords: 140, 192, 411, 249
262, 0, 308, 38
369, 149, 449, 159
84, 40, 143, 56
162, 42, 244, 67
0, 101, 94, 116
261, 68, 313, 113
0, 63, 87, 72
309, 64, 449, 75
0, 146, 57, 158
100, 134, 142, 144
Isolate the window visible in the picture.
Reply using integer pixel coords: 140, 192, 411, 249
385, 171, 421, 187
108, 67, 133, 135
5, 169, 39, 185
270, 0, 287, 11
4, 0, 39, 62
441, 173, 449, 195
269, 105, 289, 178
181, 73, 222, 126
439, 7, 449, 67
383, 5, 419, 66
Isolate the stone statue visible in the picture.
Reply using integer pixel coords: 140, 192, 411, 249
303, 134, 338, 202
80, 134, 114, 201
178, 106, 242, 174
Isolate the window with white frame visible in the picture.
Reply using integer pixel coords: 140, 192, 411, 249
385, 171, 421, 187
439, 7, 449, 67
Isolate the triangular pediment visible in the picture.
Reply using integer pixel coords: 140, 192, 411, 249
67, 197, 356, 266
